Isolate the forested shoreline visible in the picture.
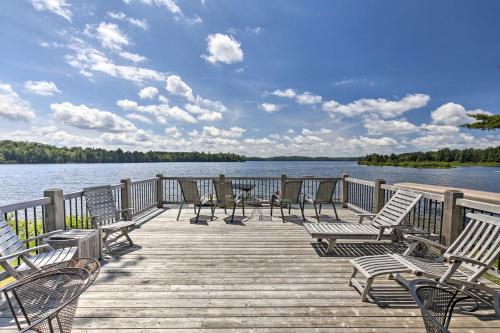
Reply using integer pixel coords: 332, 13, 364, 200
0, 141, 246, 163
358, 147, 500, 168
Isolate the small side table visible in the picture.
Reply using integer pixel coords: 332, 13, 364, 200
45, 229, 102, 260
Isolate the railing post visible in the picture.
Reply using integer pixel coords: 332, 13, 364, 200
43, 188, 65, 232
373, 179, 386, 213
341, 174, 349, 208
281, 174, 287, 193
442, 190, 464, 246
121, 178, 133, 221
156, 174, 163, 208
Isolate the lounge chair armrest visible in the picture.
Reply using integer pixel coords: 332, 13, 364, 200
444, 254, 490, 268
0, 245, 50, 262
405, 235, 448, 250
22, 230, 63, 244
356, 213, 376, 223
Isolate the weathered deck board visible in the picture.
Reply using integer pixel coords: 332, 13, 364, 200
1, 206, 499, 332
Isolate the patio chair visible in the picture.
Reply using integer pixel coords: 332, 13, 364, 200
409, 279, 480, 333
3, 258, 100, 332
213, 180, 244, 223
271, 180, 304, 223
304, 189, 423, 253
177, 180, 214, 223
303, 179, 339, 222
349, 213, 500, 313
84, 185, 137, 253
0, 211, 77, 281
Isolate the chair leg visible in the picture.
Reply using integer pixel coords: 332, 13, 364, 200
319, 204, 322, 214
195, 205, 201, 223
361, 277, 374, 302
270, 203, 274, 216
210, 202, 215, 221
123, 229, 134, 246
348, 267, 358, 286
280, 205, 285, 223
242, 200, 245, 217
313, 203, 320, 222
231, 204, 237, 223
288, 204, 291, 214
176, 202, 184, 221
327, 239, 336, 254
332, 202, 339, 221
300, 202, 306, 221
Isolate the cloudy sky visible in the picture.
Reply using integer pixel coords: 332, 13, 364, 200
0, 0, 499, 157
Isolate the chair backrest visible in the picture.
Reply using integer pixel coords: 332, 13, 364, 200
281, 180, 303, 204
84, 185, 119, 227
213, 181, 235, 204
371, 189, 423, 229
409, 281, 456, 333
445, 213, 500, 281
0, 211, 24, 258
314, 180, 338, 203
178, 180, 201, 204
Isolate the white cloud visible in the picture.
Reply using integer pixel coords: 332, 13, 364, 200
138, 86, 159, 99
124, 0, 202, 24
24, 80, 61, 96
202, 33, 244, 65
117, 99, 139, 111
271, 89, 296, 98
301, 128, 332, 136
0, 126, 98, 147
202, 126, 245, 138
259, 103, 281, 113
51, 102, 137, 133
411, 133, 476, 150
126, 113, 152, 124
348, 136, 400, 149
185, 104, 222, 121
244, 138, 274, 145
420, 124, 460, 135
65, 39, 166, 84
166, 75, 194, 100
0, 83, 36, 121
91, 22, 129, 50
32, 0, 72, 22
165, 126, 182, 138
364, 118, 419, 135
296, 91, 322, 105
430, 102, 490, 126
106, 11, 149, 30
119, 51, 147, 63
323, 94, 430, 119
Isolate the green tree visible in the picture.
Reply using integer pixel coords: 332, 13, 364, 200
462, 114, 500, 130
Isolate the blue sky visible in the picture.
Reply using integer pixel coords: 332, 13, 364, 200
0, 0, 499, 157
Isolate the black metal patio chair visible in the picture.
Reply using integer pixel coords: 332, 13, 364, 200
303, 179, 339, 222
177, 180, 214, 223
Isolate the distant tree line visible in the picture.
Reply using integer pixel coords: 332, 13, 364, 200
247, 156, 360, 161
462, 114, 500, 131
0, 141, 246, 164
359, 147, 500, 167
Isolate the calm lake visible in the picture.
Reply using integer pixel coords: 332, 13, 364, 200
0, 161, 499, 205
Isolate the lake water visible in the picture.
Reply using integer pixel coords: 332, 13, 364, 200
0, 161, 498, 206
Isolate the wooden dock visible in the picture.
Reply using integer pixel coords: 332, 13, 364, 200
2, 206, 500, 332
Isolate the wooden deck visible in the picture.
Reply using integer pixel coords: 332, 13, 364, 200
3, 206, 500, 332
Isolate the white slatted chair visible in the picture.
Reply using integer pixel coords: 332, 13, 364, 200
0, 210, 77, 281
304, 189, 423, 253
84, 185, 137, 253
349, 213, 500, 314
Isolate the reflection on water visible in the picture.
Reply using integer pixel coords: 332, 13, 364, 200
0, 161, 498, 205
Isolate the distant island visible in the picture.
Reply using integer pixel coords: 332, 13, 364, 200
359, 147, 500, 168
0, 141, 245, 163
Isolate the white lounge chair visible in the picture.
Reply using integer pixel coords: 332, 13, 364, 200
349, 213, 500, 314
304, 189, 423, 253
0, 211, 76, 280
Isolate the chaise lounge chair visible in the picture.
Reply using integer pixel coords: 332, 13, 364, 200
349, 213, 500, 314
84, 185, 138, 253
303, 189, 423, 253
0, 210, 77, 280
